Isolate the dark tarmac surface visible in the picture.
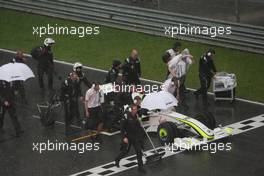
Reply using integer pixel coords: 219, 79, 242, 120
0, 49, 264, 176
103, 0, 264, 26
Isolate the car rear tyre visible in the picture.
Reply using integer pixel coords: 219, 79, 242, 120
194, 112, 216, 130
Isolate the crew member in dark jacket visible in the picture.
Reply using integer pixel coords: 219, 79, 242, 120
73, 62, 92, 89
115, 104, 146, 173
0, 81, 23, 137
105, 60, 122, 84
122, 49, 141, 85
31, 38, 55, 90
60, 72, 81, 135
194, 49, 217, 107
72, 62, 92, 122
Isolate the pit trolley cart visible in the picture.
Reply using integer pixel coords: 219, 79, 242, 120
37, 93, 62, 127
213, 72, 237, 102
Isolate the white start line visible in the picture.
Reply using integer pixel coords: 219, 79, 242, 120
70, 114, 264, 176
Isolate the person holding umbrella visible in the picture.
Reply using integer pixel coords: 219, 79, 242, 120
31, 38, 55, 90
12, 50, 26, 63
0, 60, 35, 108
0, 80, 24, 137
12, 51, 28, 104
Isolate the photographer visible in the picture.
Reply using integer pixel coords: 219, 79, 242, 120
31, 38, 55, 90
60, 72, 82, 135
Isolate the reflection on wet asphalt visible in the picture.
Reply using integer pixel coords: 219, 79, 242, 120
0, 50, 264, 176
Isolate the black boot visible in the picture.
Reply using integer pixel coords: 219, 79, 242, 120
115, 159, 120, 168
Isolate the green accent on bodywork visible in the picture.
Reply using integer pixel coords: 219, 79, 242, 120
176, 118, 214, 140
225, 127, 234, 135
159, 128, 168, 138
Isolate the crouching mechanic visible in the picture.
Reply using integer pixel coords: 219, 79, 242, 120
115, 104, 146, 173
60, 72, 82, 135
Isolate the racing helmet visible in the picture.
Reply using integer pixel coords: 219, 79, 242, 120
73, 62, 83, 72
44, 38, 55, 46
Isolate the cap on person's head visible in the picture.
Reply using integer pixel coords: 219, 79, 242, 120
207, 49, 216, 56
162, 53, 171, 63
173, 42, 181, 49
113, 60, 121, 67
44, 38, 55, 46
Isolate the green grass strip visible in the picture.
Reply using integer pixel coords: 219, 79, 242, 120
0, 8, 263, 102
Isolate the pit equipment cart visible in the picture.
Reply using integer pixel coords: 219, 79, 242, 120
213, 72, 237, 102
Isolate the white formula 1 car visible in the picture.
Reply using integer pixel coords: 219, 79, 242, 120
100, 84, 233, 146
139, 91, 233, 146
141, 110, 233, 146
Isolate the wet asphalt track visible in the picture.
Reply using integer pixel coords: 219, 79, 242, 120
0, 49, 264, 176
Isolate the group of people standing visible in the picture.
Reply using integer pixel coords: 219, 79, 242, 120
162, 42, 217, 109
0, 38, 217, 173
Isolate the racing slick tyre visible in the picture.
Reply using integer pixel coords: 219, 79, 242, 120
205, 111, 216, 129
194, 112, 216, 130
157, 121, 180, 145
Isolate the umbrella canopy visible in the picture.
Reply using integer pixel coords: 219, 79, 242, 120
141, 91, 178, 110
0, 63, 35, 82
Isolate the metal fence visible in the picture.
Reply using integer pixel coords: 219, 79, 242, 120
1, 0, 264, 54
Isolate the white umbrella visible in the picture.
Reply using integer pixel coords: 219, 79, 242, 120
141, 91, 178, 110
0, 63, 35, 82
